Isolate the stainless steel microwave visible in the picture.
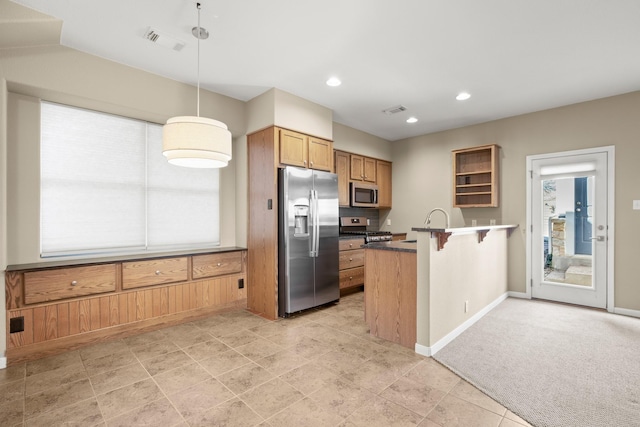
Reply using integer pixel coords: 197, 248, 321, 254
350, 182, 379, 207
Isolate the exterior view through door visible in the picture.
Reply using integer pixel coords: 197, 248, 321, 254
527, 147, 614, 310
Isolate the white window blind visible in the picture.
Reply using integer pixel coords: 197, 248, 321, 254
40, 102, 220, 257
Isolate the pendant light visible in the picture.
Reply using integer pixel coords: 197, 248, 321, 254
162, 2, 232, 168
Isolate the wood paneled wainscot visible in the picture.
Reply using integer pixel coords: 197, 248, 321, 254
5, 249, 247, 365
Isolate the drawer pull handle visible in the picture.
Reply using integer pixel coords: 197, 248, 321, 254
349, 243, 353, 247
217, 263, 221, 267
71, 280, 77, 286
349, 276, 353, 280
155, 270, 161, 275
349, 258, 353, 261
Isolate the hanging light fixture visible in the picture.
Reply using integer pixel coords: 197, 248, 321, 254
162, 2, 232, 168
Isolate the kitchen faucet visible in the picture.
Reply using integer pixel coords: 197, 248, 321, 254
424, 208, 450, 229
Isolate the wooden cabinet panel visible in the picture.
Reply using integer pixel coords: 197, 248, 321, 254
122, 257, 188, 290
24, 264, 116, 305
192, 252, 242, 279
363, 157, 376, 183
339, 237, 363, 251
349, 154, 377, 183
308, 136, 332, 171
334, 151, 350, 207
279, 128, 333, 171
339, 267, 364, 290
279, 129, 307, 168
350, 155, 364, 181
339, 249, 364, 270
364, 248, 416, 349
391, 233, 407, 241
376, 160, 392, 208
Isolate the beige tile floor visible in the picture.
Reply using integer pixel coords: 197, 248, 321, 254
0, 291, 533, 427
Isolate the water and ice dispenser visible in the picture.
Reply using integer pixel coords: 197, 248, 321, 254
293, 204, 309, 237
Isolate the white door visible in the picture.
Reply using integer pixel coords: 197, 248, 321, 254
528, 148, 613, 309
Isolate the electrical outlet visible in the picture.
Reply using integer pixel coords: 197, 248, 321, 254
471, 219, 477, 227
490, 219, 496, 225
633, 200, 640, 210
366, 218, 370, 226
10, 316, 24, 333
387, 219, 391, 226
464, 300, 469, 313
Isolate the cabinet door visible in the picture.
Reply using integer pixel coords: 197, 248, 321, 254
350, 155, 364, 181
376, 160, 392, 208
308, 137, 333, 171
363, 157, 377, 183
279, 129, 308, 168
334, 151, 350, 206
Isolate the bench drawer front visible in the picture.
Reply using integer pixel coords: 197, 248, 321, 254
192, 252, 243, 279
24, 264, 116, 304
122, 257, 188, 290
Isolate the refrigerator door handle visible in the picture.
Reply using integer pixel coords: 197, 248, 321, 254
313, 190, 320, 257
309, 190, 317, 257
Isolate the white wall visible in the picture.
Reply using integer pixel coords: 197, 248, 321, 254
393, 91, 640, 311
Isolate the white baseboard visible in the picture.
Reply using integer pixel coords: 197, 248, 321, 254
507, 291, 529, 299
414, 292, 509, 357
614, 307, 640, 319
415, 343, 431, 357
0, 357, 6, 370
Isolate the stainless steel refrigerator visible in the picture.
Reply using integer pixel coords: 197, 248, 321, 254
278, 166, 339, 316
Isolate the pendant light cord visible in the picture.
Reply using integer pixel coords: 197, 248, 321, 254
196, 2, 201, 117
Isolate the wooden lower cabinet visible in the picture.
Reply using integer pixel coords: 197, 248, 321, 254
339, 237, 365, 291
5, 249, 247, 365
364, 247, 416, 348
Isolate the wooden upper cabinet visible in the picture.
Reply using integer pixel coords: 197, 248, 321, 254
308, 136, 332, 171
279, 129, 308, 168
376, 160, 392, 208
452, 144, 499, 208
334, 150, 350, 207
350, 155, 376, 182
278, 128, 333, 171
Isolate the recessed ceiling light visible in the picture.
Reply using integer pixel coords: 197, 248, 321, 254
406, 117, 418, 124
456, 92, 471, 101
326, 77, 341, 87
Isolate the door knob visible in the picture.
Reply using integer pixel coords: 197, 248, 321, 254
590, 236, 605, 242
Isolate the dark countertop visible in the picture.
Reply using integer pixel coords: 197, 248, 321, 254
339, 235, 366, 240
362, 241, 417, 253
6, 246, 247, 271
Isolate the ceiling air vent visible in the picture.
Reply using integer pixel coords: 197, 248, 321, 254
382, 105, 407, 115
143, 27, 185, 51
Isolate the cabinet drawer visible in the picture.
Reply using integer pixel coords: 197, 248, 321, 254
122, 257, 188, 290
339, 249, 364, 270
339, 238, 363, 251
192, 252, 243, 279
339, 267, 364, 289
24, 264, 116, 304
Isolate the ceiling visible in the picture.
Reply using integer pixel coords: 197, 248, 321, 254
7, 0, 640, 141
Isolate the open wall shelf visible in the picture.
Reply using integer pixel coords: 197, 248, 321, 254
452, 144, 499, 208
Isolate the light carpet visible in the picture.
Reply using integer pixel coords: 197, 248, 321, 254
433, 298, 640, 427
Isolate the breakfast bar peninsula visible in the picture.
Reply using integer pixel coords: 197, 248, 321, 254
364, 224, 517, 356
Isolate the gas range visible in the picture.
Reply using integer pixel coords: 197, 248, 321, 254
339, 216, 393, 243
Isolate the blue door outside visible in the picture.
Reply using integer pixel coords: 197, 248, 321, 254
574, 177, 592, 255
